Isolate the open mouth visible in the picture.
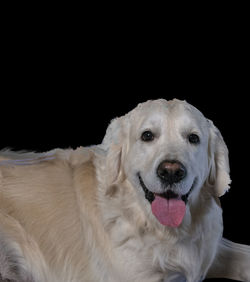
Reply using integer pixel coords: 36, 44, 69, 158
138, 173, 195, 204
137, 173, 195, 227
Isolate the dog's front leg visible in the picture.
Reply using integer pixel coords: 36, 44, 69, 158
207, 238, 250, 281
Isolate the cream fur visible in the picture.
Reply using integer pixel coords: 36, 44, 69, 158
0, 99, 249, 282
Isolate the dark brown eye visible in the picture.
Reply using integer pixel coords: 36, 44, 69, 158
188, 133, 200, 144
141, 131, 154, 142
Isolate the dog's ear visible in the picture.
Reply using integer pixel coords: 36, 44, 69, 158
101, 116, 127, 185
207, 119, 231, 197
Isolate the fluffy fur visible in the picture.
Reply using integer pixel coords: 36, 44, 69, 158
0, 99, 249, 282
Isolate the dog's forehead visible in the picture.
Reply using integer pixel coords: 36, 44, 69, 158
131, 99, 206, 125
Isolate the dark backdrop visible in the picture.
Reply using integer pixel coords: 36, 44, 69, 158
1, 14, 249, 282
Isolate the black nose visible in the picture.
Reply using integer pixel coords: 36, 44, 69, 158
157, 160, 186, 185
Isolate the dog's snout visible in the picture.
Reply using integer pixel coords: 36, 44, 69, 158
157, 160, 186, 185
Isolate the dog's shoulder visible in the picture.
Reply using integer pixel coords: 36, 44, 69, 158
0, 147, 101, 281
0, 147, 97, 215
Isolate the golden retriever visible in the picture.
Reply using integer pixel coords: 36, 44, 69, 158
0, 99, 249, 282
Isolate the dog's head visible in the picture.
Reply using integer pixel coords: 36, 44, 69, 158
102, 99, 230, 227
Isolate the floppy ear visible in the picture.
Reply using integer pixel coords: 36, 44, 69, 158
207, 120, 231, 197
101, 117, 127, 185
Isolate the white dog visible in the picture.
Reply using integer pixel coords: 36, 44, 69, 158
0, 99, 249, 282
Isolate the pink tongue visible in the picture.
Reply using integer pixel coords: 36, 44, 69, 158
151, 195, 186, 227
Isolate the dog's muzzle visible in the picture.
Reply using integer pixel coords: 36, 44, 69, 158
137, 173, 195, 204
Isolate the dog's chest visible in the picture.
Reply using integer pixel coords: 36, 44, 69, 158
108, 220, 212, 282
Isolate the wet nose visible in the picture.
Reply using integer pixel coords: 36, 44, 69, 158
157, 160, 186, 185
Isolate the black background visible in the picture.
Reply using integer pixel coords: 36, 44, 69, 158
1, 6, 249, 281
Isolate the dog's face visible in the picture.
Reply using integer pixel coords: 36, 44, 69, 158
103, 99, 231, 227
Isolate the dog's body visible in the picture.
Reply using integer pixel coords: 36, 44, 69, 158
0, 99, 249, 282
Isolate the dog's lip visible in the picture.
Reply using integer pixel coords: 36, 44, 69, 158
137, 173, 195, 204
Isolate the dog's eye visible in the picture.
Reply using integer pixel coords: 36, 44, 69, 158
188, 133, 200, 144
141, 131, 154, 142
